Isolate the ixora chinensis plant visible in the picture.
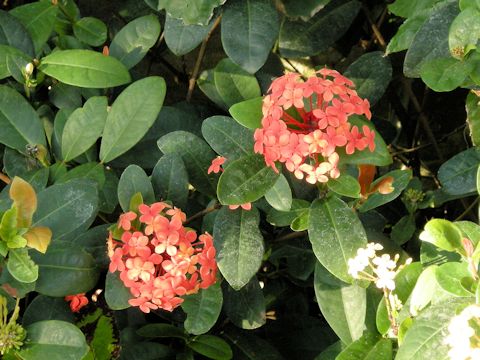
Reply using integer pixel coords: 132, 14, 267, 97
0, 0, 479, 358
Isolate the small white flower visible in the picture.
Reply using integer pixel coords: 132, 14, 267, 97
445, 304, 480, 360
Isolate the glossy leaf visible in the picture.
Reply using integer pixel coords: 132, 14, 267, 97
198, 69, 229, 109
409, 266, 438, 316
466, 92, 480, 146
438, 147, 480, 196
151, 153, 189, 209
17, 320, 89, 360
403, 1, 459, 77
22, 295, 74, 326
308, 195, 367, 283
266, 199, 310, 227
62, 96, 107, 162
39, 49, 131, 88
182, 281, 223, 335
73, 17, 107, 47
327, 174, 361, 198
100, 76, 166, 163
0, 9, 34, 56
187, 335, 233, 360
229, 97, 263, 129
314, 262, 365, 344
449, 7, 480, 59
202, 116, 254, 161
217, 154, 279, 205
32, 245, 99, 297
388, 0, 444, 18
118, 165, 155, 212
105, 271, 132, 310
279, 0, 331, 20
0, 85, 46, 152
221, 0, 279, 73
436, 262, 473, 297
214, 58, 261, 107
223, 278, 266, 329
223, 327, 284, 360
7, 248, 38, 283
110, 15, 161, 69
158, 131, 218, 197
386, 10, 431, 54
391, 215, 416, 245
10, 1, 58, 54
0, 44, 31, 80
153, 0, 225, 25
420, 57, 473, 92
56, 163, 105, 189
164, 13, 211, 56
265, 174, 292, 211
336, 333, 391, 360
279, 0, 361, 58
213, 207, 264, 290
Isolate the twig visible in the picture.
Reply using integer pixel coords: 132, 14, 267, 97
186, 15, 222, 102
185, 203, 221, 225
0, 172, 10, 185
272, 231, 306, 242
362, 5, 387, 49
454, 197, 479, 221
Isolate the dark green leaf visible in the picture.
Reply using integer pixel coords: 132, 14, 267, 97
73, 17, 107, 47
438, 147, 480, 196
22, 295, 74, 326
336, 333, 391, 360
388, 0, 444, 18
154, 0, 225, 25
420, 57, 473, 92
217, 154, 279, 205
120, 342, 173, 360
74, 224, 110, 268
0, 10, 34, 56
198, 69, 229, 109
164, 13, 211, 56
158, 131, 218, 197
279, 0, 331, 20
187, 335, 233, 360
386, 10, 431, 54
213, 207, 264, 290
137, 324, 187, 339
391, 215, 416, 245
39, 49, 131, 88
151, 153, 189, 208
266, 199, 310, 227
229, 97, 263, 129
49, 83, 82, 109
105, 271, 131, 310
110, 15, 161, 69
308, 195, 367, 283
118, 165, 155, 212
221, 0, 279, 73
265, 174, 292, 211
0, 44, 31, 80
223, 278, 266, 329
223, 327, 284, 360
100, 76, 166, 163
466, 92, 480, 146
182, 281, 223, 335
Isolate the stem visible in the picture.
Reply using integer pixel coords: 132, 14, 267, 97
384, 289, 398, 336
455, 197, 479, 221
272, 231, 306, 242
184, 203, 221, 225
0, 173, 10, 185
186, 15, 222, 102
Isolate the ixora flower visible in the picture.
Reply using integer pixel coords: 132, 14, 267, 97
444, 304, 480, 360
254, 68, 375, 184
107, 202, 218, 313
64, 293, 89, 313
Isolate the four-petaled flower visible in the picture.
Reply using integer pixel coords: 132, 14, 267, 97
65, 293, 89, 313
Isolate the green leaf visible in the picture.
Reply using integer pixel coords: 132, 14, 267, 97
403, 1, 459, 78
386, 10, 431, 54
137, 324, 187, 339
158, 131, 218, 197
198, 69, 229, 109
265, 174, 292, 211
229, 97, 263, 129
187, 335, 233, 360
164, 13, 211, 56
438, 147, 480, 196
221, 0, 279, 74
344, 51, 392, 106
339, 116, 392, 166
266, 198, 310, 227
460, 0, 480, 10
110, 14, 161, 69
388, 0, 444, 18
48, 83, 82, 109
391, 215, 416, 245
32, 245, 99, 297
153, 0, 225, 25
0, 45, 31, 80
73, 17, 107, 47
151, 153, 189, 209
308, 195, 367, 283
213, 207, 264, 290
22, 295, 74, 326
90, 315, 116, 360
182, 281, 223, 335
62, 96, 107, 162
214, 58, 261, 108
202, 116, 254, 161
0, 85, 46, 152
315, 341, 346, 360
290, 210, 309, 231
32, 180, 98, 241
409, 266, 438, 316
217, 154, 280, 205
314, 262, 365, 344
466, 92, 480, 146
118, 165, 155, 212
279, 0, 361, 58
120, 342, 173, 360
359, 169, 412, 212
0, 9, 34, 56
100, 76, 166, 162
327, 174, 361, 198
395, 298, 472, 360
10, 1, 58, 54
223, 327, 284, 360
449, 7, 480, 59
436, 262, 473, 297
420, 57, 473, 92
7, 248, 38, 283
279, 0, 331, 20
105, 271, 131, 310
223, 277, 266, 329
17, 320, 89, 360
56, 163, 105, 189
39, 49, 131, 88
0, 206, 17, 243
337, 334, 391, 360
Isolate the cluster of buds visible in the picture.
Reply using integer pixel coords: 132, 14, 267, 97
254, 69, 375, 184
444, 304, 480, 360
107, 202, 217, 313
0, 297, 26, 356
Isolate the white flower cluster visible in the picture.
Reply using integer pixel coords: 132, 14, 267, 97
445, 304, 480, 360
348, 243, 411, 290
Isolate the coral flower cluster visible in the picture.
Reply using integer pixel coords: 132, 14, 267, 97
107, 202, 217, 313
254, 68, 375, 184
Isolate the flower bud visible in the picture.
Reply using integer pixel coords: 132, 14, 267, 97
25, 63, 34, 77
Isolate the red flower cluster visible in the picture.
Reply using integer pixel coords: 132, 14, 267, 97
254, 69, 375, 184
107, 202, 217, 313
65, 293, 88, 312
